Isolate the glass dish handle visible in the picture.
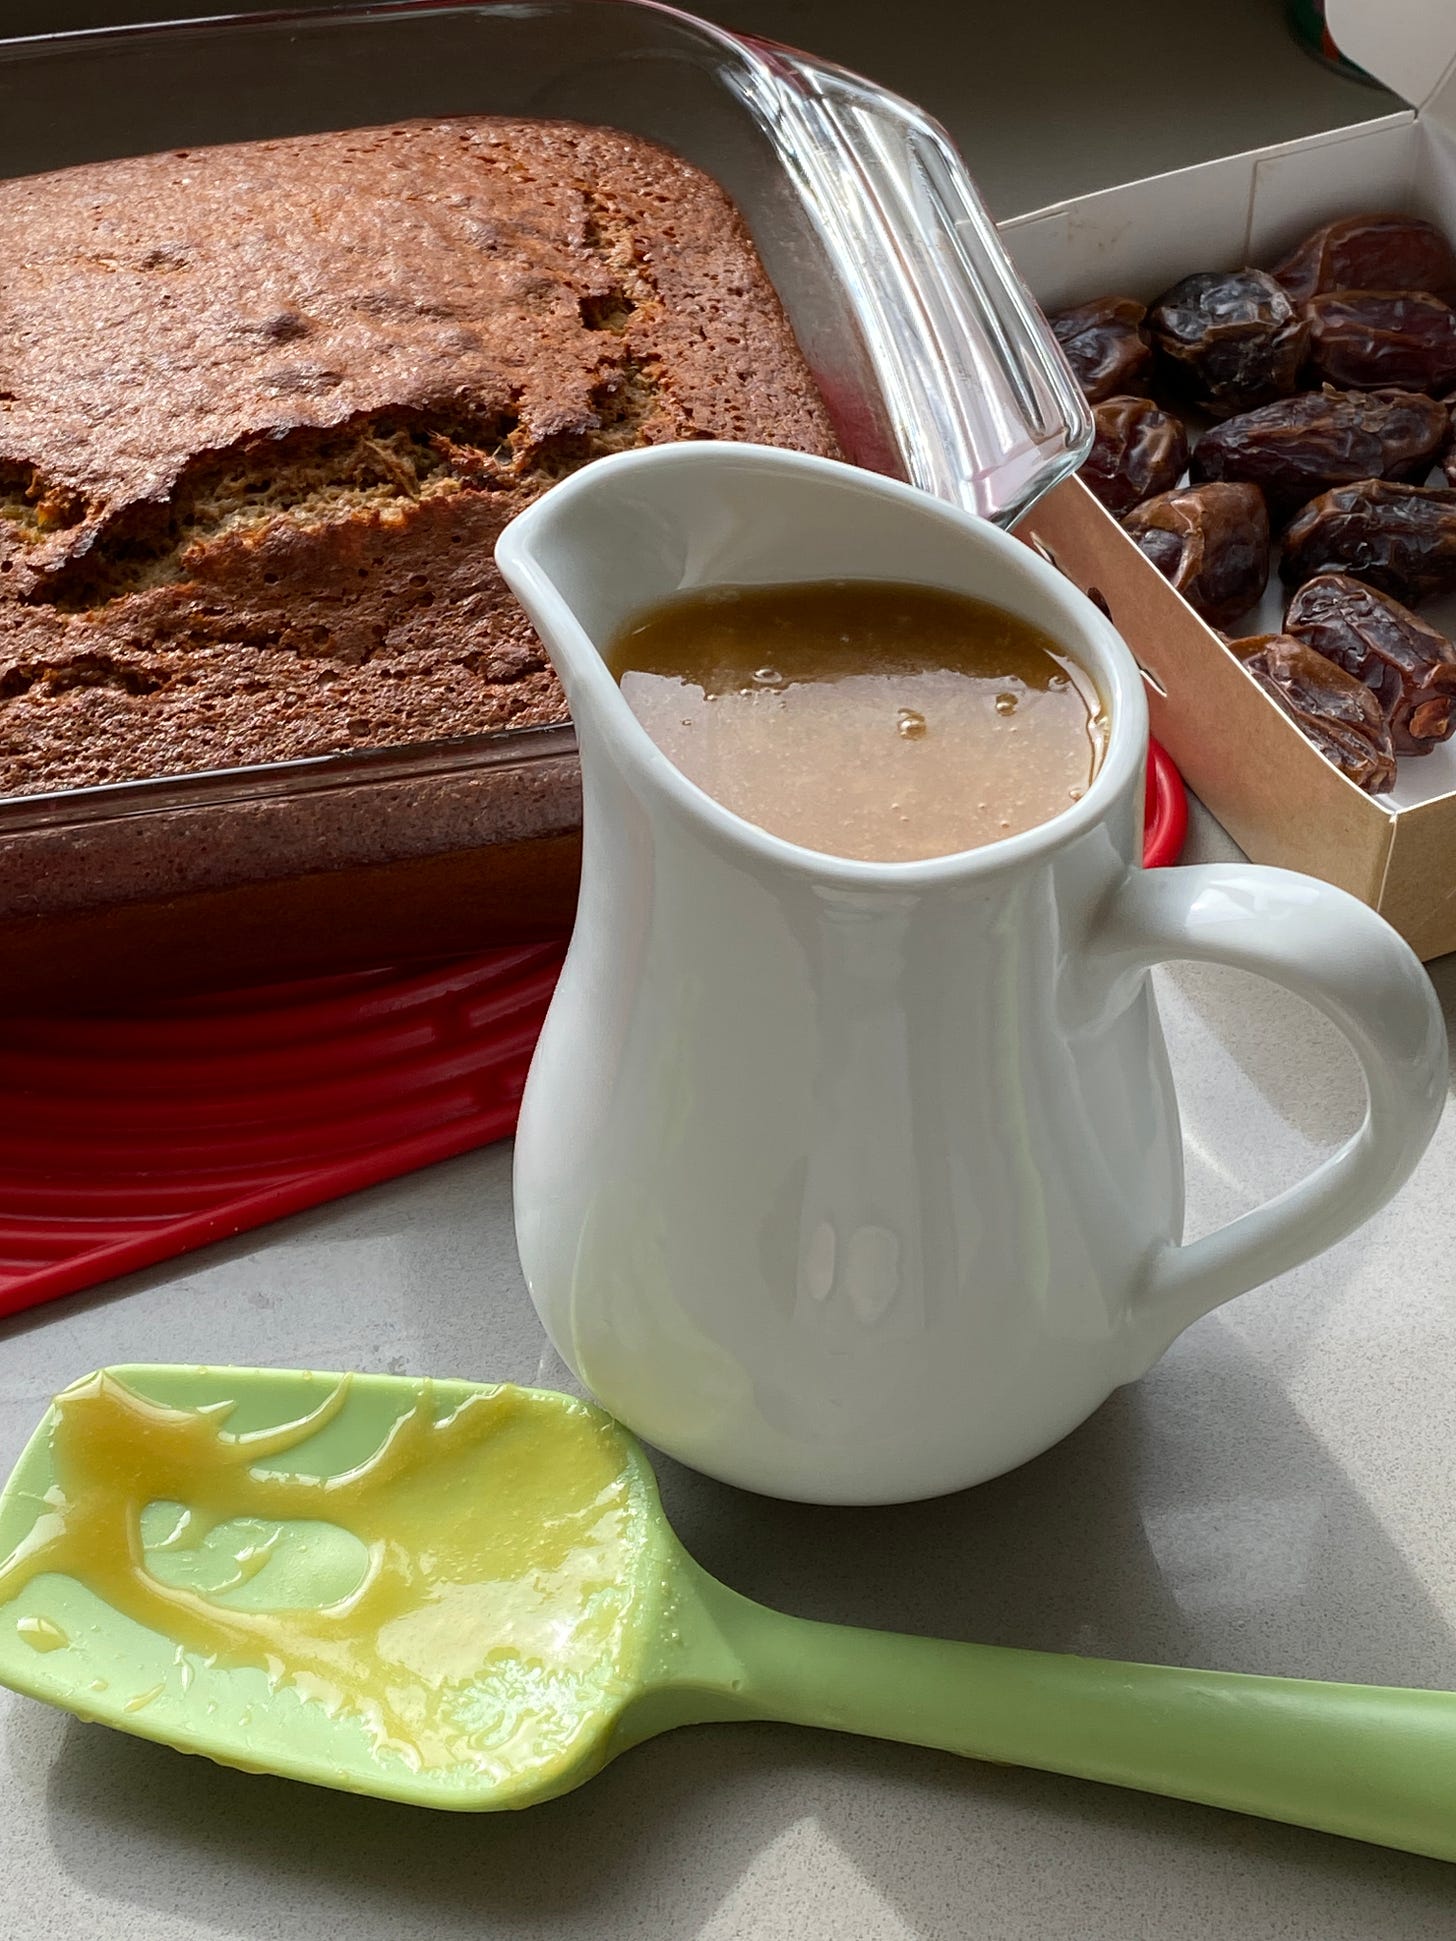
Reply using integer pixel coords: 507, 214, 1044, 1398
743, 40, 1092, 525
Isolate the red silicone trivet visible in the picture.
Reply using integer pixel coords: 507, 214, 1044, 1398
1144, 738, 1188, 870
0, 746, 1186, 1325
0, 942, 565, 1322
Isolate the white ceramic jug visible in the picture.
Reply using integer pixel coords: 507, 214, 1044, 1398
498, 445, 1446, 1506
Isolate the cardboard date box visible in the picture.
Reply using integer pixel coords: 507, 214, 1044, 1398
1005, 0, 1456, 960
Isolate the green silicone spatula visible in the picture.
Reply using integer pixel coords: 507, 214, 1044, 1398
2, 1364, 1455, 1862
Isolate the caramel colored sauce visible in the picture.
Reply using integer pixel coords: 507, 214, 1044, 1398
0, 1375, 643, 1780
608, 580, 1105, 862
15, 1614, 67, 1652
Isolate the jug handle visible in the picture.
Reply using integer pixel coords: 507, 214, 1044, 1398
1097, 863, 1447, 1370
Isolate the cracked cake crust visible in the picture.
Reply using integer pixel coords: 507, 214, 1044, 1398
0, 115, 840, 796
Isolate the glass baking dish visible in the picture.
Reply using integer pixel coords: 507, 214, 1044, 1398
0, 0, 1089, 1000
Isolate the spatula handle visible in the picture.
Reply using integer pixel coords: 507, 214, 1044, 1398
708, 1584, 1456, 1863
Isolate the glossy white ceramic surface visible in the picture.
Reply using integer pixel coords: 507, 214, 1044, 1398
498, 445, 1447, 1504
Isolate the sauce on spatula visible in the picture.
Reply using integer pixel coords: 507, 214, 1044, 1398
0, 1373, 643, 1779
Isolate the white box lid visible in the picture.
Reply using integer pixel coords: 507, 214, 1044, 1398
1327, 0, 1456, 127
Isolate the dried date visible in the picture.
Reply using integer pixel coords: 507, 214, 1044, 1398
1271, 213, 1456, 303
1190, 388, 1448, 521
1122, 480, 1270, 627
1283, 571, 1456, 753
1148, 270, 1307, 416
1081, 395, 1189, 514
1305, 290, 1456, 393
1050, 297, 1153, 403
1281, 478, 1456, 604
1236, 633, 1397, 793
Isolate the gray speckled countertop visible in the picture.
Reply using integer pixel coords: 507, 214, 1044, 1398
4, 5, 1453, 1937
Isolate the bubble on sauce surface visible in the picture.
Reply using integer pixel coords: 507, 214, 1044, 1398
896, 708, 927, 739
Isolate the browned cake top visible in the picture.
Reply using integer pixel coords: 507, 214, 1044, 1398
0, 116, 840, 796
